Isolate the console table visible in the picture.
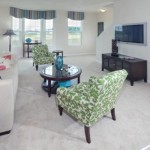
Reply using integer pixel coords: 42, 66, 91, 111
102, 53, 147, 86
23, 42, 42, 58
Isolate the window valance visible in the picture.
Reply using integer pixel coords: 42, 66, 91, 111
10, 7, 56, 19
68, 11, 84, 20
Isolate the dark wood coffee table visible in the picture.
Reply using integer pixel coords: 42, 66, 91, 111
39, 64, 82, 97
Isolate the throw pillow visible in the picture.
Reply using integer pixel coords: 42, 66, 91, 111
3, 54, 11, 60
0, 64, 7, 70
0, 55, 11, 70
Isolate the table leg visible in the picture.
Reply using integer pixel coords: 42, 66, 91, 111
44, 78, 46, 83
48, 79, 51, 97
23, 44, 25, 57
27, 44, 29, 58
78, 76, 80, 83
130, 80, 134, 86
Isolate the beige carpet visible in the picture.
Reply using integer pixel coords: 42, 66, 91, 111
0, 55, 150, 150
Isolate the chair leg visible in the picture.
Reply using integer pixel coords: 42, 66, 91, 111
36, 65, 38, 71
0, 130, 11, 136
111, 108, 116, 121
58, 105, 63, 116
84, 126, 91, 143
33, 62, 34, 66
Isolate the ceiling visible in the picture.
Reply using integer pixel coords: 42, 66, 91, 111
0, 0, 118, 12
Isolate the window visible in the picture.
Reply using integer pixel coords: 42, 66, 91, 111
45, 19, 53, 45
24, 19, 41, 41
68, 19, 82, 46
12, 17, 21, 47
12, 17, 54, 46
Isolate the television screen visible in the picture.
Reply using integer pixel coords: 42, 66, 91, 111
115, 23, 147, 45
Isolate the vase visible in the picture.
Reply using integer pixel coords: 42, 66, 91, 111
55, 56, 63, 70
26, 38, 32, 43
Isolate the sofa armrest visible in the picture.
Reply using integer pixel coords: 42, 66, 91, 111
0, 79, 14, 133
57, 86, 95, 110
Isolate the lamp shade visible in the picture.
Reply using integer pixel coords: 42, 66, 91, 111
3, 29, 16, 36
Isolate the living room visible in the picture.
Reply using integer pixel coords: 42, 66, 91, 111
0, 0, 150, 149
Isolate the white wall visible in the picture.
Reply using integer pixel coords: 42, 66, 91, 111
96, 7, 114, 63
54, 10, 97, 56
0, 7, 97, 57
114, 0, 150, 82
96, 0, 150, 82
0, 7, 12, 54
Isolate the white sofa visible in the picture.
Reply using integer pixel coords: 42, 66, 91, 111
0, 53, 18, 135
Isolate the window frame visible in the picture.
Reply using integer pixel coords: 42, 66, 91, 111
68, 18, 82, 46
44, 19, 54, 45
12, 16, 22, 47
11, 17, 54, 46
24, 18, 41, 42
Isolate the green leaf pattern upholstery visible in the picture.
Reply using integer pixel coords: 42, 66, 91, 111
32, 44, 55, 65
56, 69, 128, 127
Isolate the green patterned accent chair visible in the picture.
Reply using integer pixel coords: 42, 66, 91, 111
56, 69, 128, 143
32, 44, 55, 71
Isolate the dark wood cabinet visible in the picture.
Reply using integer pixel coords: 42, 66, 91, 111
102, 53, 147, 86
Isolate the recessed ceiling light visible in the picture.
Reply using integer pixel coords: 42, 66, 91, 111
99, 9, 107, 12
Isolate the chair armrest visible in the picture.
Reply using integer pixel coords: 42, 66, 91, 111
34, 56, 55, 64
70, 82, 90, 93
47, 52, 55, 58
57, 82, 90, 98
56, 84, 95, 110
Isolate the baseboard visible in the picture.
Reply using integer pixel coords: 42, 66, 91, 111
147, 80, 150, 84
0, 130, 11, 136
96, 59, 101, 64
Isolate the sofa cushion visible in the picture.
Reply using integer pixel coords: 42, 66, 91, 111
0, 54, 16, 71
0, 59, 11, 70
3, 54, 11, 60
0, 65, 7, 70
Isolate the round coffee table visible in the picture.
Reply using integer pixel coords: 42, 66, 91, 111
39, 64, 82, 97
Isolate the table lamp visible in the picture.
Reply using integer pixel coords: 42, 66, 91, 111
3, 29, 16, 52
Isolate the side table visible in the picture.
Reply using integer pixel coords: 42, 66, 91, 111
23, 42, 42, 58
52, 50, 63, 57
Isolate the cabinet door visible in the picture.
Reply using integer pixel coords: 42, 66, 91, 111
123, 62, 130, 74
109, 58, 116, 70
102, 55, 109, 68
104, 58, 109, 67
116, 60, 122, 70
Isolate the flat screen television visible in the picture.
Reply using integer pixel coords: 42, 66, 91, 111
115, 23, 147, 45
